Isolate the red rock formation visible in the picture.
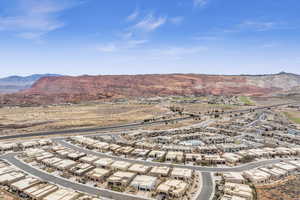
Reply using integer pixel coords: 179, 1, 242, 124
0, 73, 298, 105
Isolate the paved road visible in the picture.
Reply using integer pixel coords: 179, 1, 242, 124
0, 102, 296, 141
55, 139, 298, 172
0, 153, 152, 200
0, 117, 192, 140
197, 172, 213, 200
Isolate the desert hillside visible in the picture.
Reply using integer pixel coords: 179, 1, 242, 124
0, 72, 299, 105
0, 74, 62, 94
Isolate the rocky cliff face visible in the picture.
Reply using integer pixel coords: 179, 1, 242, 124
0, 73, 299, 105
0, 74, 62, 94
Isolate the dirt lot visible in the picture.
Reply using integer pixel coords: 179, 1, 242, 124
0, 100, 246, 136
256, 175, 300, 200
0, 102, 168, 136
0, 189, 18, 200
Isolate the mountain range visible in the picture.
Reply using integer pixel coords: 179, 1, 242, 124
0, 72, 299, 105
0, 74, 62, 94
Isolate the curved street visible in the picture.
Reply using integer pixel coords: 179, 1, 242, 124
55, 139, 297, 172
0, 153, 153, 200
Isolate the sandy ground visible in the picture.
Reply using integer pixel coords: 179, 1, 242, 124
0, 99, 246, 136
0, 102, 168, 135
0, 189, 18, 200
256, 175, 300, 200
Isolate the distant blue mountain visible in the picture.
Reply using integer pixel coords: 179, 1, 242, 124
0, 74, 63, 93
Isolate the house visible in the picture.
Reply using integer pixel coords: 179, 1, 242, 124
24, 183, 58, 200
79, 155, 99, 164
0, 171, 26, 185
223, 182, 253, 200
170, 168, 193, 181
128, 164, 151, 174
149, 166, 171, 177
69, 163, 94, 176
43, 188, 81, 200
157, 179, 188, 198
130, 175, 158, 191
107, 171, 136, 188
222, 172, 245, 184
222, 153, 243, 164
110, 161, 131, 171
10, 176, 41, 193
165, 151, 184, 163
242, 169, 271, 184
131, 149, 150, 157
93, 158, 114, 169
86, 168, 111, 182
148, 150, 166, 160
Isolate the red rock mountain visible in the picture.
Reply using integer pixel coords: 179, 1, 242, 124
0, 73, 299, 105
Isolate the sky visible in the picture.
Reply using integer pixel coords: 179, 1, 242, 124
0, 0, 300, 77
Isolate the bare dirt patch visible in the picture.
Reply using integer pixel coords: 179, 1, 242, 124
256, 175, 300, 200
0, 102, 167, 136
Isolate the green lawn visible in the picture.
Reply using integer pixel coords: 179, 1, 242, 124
284, 112, 300, 124
239, 96, 255, 106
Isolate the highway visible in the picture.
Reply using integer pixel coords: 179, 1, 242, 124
0, 102, 296, 141
0, 153, 152, 200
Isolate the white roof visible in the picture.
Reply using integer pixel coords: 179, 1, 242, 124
43, 188, 80, 200
130, 175, 157, 189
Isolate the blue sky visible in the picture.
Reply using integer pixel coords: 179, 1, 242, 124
0, 0, 300, 77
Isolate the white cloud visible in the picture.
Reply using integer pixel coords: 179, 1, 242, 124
119, 31, 133, 40
239, 21, 276, 31
169, 16, 184, 25
126, 40, 148, 48
96, 40, 148, 53
0, 0, 80, 40
219, 20, 286, 34
127, 9, 139, 21
193, 36, 219, 41
149, 46, 207, 60
193, 0, 208, 7
133, 13, 167, 32
96, 43, 118, 53
260, 42, 278, 48
16, 32, 45, 40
